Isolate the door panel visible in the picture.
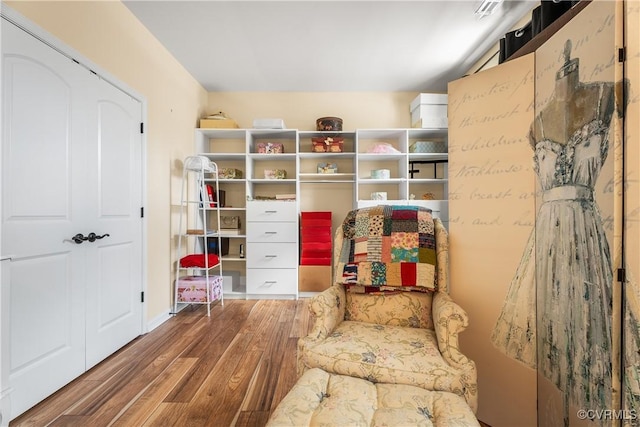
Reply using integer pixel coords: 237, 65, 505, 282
8, 254, 85, 416
85, 77, 142, 369
3, 58, 70, 219
98, 100, 134, 217
1, 20, 88, 418
533, 2, 622, 425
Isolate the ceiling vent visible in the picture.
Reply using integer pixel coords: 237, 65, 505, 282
475, 0, 504, 17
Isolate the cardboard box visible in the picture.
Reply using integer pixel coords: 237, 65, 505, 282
219, 168, 243, 179
410, 93, 448, 129
298, 265, 332, 292
199, 118, 239, 129
221, 215, 241, 229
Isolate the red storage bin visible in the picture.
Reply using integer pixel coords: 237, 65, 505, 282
301, 211, 331, 220
300, 257, 332, 266
301, 228, 332, 240
300, 211, 332, 266
301, 219, 332, 227
302, 242, 332, 251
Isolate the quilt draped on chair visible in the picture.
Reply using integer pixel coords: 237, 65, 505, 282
336, 205, 437, 293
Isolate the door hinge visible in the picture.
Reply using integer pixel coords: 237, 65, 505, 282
140, 122, 144, 134
140, 207, 144, 218
141, 291, 145, 303
617, 268, 626, 282
618, 47, 626, 62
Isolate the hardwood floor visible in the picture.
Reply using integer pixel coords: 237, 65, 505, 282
9, 299, 313, 427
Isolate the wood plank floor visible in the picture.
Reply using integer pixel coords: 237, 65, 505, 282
9, 299, 313, 427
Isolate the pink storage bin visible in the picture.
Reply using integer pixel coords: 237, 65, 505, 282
256, 142, 284, 154
176, 275, 223, 302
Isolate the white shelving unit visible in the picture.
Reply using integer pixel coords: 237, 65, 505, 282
195, 129, 300, 298
173, 156, 224, 315
355, 128, 449, 227
194, 126, 448, 298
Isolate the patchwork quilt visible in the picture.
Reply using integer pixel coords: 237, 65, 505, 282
337, 205, 437, 293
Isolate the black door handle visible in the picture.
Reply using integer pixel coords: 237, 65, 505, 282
87, 232, 110, 242
69, 233, 110, 244
71, 233, 86, 244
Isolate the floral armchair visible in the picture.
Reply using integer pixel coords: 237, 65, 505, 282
297, 206, 478, 413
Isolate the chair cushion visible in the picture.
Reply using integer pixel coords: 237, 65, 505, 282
299, 321, 463, 394
267, 368, 479, 426
346, 291, 434, 329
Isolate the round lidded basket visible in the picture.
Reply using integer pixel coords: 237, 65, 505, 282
316, 117, 343, 131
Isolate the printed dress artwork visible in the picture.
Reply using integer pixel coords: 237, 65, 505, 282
490, 40, 633, 424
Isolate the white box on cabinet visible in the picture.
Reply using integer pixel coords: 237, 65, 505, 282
410, 93, 448, 129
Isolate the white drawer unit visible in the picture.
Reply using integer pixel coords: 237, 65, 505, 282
246, 201, 298, 299
246, 269, 298, 295
246, 201, 297, 222
246, 243, 298, 269
246, 222, 297, 243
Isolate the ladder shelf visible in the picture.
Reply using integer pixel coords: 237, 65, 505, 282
173, 156, 224, 316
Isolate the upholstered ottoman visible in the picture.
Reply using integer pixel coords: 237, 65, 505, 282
267, 368, 479, 426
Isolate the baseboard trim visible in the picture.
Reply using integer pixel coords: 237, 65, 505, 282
146, 309, 173, 332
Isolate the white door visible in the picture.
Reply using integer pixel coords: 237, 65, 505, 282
84, 76, 143, 369
1, 18, 143, 418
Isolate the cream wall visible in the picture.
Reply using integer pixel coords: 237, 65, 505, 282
209, 92, 418, 130
4, 1, 209, 325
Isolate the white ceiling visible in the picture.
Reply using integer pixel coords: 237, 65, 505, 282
123, 0, 535, 92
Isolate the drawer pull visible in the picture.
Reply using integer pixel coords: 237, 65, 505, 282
264, 281, 277, 285
265, 231, 278, 235
264, 210, 277, 214
265, 255, 278, 258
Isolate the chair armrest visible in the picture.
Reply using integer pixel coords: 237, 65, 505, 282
297, 284, 346, 377
432, 292, 478, 412
432, 292, 472, 368
305, 284, 346, 341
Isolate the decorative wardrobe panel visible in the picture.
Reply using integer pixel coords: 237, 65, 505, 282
449, 0, 635, 425
448, 54, 537, 426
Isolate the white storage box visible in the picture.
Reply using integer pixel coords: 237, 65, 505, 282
371, 169, 390, 179
222, 271, 240, 292
252, 118, 286, 129
410, 93, 448, 129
